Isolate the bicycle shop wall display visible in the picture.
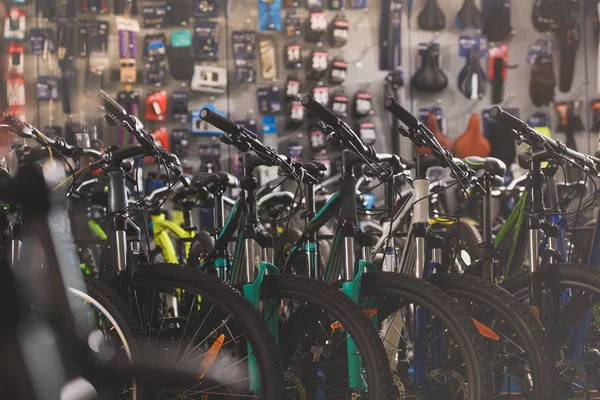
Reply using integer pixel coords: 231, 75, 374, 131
1, 0, 599, 178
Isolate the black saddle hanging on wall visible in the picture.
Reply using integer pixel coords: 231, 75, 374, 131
418, 0, 446, 31
411, 45, 448, 93
456, 0, 481, 30
457, 47, 486, 100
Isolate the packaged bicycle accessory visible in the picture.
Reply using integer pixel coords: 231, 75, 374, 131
36, 0, 58, 19
353, 92, 373, 118
198, 143, 222, 175
234, 118, 258, 136
285, 10, 302, 37
418, 0, 445, 31
168, 31, 194, 81
284, 43, 302, 69
191, 65, 227, 93
143, 33, 167, 60
232, 31, 257, 84
454, 113, 490, 158
592, 99, 600, 132
4, 7, 25, 41
307, 50, 328, 80
288, 141, 304, 162
329, 15, 349, 47
257, 85, 282, 115
306, 0, 324, 9
144, 59, 166, 85
170, 128, 190, 165
482, 0, 512, 43
145, 126, 170, 164
411, 43, 447, 93
191, 106, 226, 135
119, 30, 137, 83
357, 120, 376, 146
114, 0, 138, 15
60, 67, 78, 114
482, 107, 518, 166
194, 21, 220, 61
171, 91, 189, 122
311, 84, 329, 106
527, 39, 555, 107
259, 37, 278, 80
555, 1, 580, 93
7, 75, 25, 118
309, 125, 326, 151
36, 76, 60, 101
78, 20, 109, 57
285, 75, 302, 101
331, 92, 349, 118
379, 0, 401, 71
457, 35, 487, 100
166, 0, 191, 25
285, 0, 300, 6
259, 0, 282, 32
57, 18, 76, 69
145, 90, 168, 122
418, 107, 444, 132
287, 100, 305, 129
8, 42, 24, 76
455, 0, 481, 30
306, 11, 327, 43
30, 28, 55, 58
193, 0, 218, 17
555, 100, 584, 180
329, 58, 348, 85
262, 116, 277, 150
488, 43, 508, 104
142, 4, 167, 28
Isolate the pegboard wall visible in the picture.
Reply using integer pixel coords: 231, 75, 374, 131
2, 0, 599, 175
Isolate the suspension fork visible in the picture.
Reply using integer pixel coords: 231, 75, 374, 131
481, 173, 494, 282
10, 219, 22, 266
528, 158, 545, 317
303, 181, 320, 280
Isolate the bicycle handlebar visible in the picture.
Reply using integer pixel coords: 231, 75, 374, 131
301, 95, 340, 127
490, 106, 600, 172
383, 97, 420, 129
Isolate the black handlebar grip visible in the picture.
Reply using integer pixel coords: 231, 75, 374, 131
94, 88, 127, 119
16, 146, 51, 164
301, 95, 340, 126
489, 106, 527, 132
384, 97, 419, 130
1, 113, 27, 135
200, 108, 239, 134
112, 145, 147, 161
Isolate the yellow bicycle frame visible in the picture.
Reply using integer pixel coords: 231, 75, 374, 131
151, 211, 195, 263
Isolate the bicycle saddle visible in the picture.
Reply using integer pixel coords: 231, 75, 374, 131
455, 0, 481, 30
411, 45, 448, 93
457, 47, 486, 100
416, 112, 452, 155
192, 171, 238, 188
418, 0, 446, 31
301, 161, 327, 179
170, 184, 212, 208
463, 156, 506, 178
454, 113, 490, 158
483, 0, 513, 42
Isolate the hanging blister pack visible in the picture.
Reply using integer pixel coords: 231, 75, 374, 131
143, 33, 166, 60
79, 20, 109, 57
235, 118, 258, 135
285, 10, 302, 37
168, 30, 194, 80
8, 42, 24, 76
232, 31, 257, 83
259, 37, 278, 80
114, 0, 138, 15
285, 0, 300, 7
259, 0, 282, 32
116, 89, 140, 145
257, 85, 282, 115
193, 0, 219, 18
284, 43, 302, 69
4, 7, 25, 41
36, 0, 58, 19
145, 90, 168, 121
379, 0, 401, 71
36, 76, 60, 100
60, 67, 78, 114
7, 75, 25, 118
119, 30, 138, 83
306, 11, 327, 43
191, 65, 227, 93
288, 141, 304, 161
307, 50, 328, 80
166, 0, 191, 26
353, 91, 373, 118
309, 125, 326, 151
143, 4, 167, 28
170, 128, 190, 166
194, 21, 220, 61
329, 0, 343, 9
171, 91, 189, 122
57, 18, 75, 69
285, 75, 302, 101
329, 58, 348, 84
331, 92, 349, 118
287, 100, 305, 128
306, 0, 324, 9
353, 0, 367, 8
357, 120, 376, 145
144, 59, 166, 85
30, 29, 55, 56
312, 84, 329, 106
262, 115, 277, 135
329, 15, 349, 47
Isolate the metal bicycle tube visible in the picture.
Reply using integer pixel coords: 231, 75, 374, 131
10, 221, 22, 266
340, 151, 358, 282
382, 176, 396, 272
482, 174, 493, 281
412, 178, 430, 280
107, 169, 128, 272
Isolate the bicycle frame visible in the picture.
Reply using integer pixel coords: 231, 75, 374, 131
150, 213, 194, 264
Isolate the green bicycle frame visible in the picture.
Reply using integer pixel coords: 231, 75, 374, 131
494, 190, 530, 279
